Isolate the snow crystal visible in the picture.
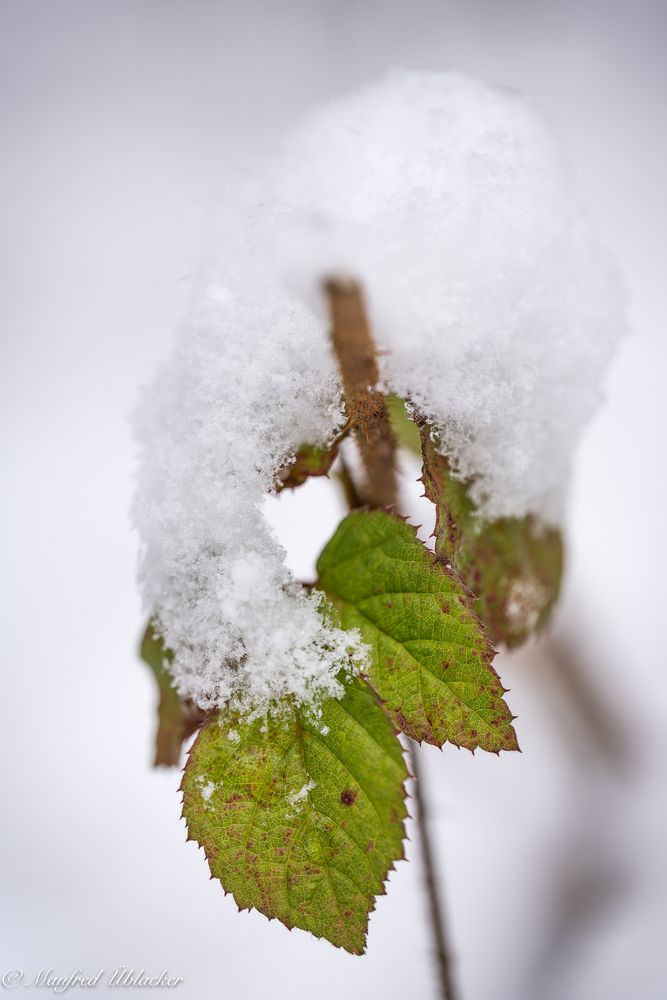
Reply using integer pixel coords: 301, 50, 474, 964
287, 780, 317, 807
197, 778, 216, 802
134, 70, 623, 715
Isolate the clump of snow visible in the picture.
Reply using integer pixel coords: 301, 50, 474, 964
133, 269, 367, 714
265, 70, 624, 519
134, 69, 623, 714
287, 780, 317, 807
196, 777, 217, 803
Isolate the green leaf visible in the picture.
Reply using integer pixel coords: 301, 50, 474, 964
457, 517, 563, 649
420, 429, 563, 648
316, 510, 518, 752
140, 622, 205, 767
181, 676, 408, 954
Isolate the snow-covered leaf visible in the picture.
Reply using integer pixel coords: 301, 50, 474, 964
276, 442, 340, 490
181, 676, 407, 953
421, 430, 563, 647
134, 71, 622, 720
316, 510, 518, 752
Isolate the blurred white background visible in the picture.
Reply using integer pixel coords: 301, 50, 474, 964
1, 2, 665, 998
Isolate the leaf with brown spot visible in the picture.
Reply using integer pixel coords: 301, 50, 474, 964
181, 675, 408, 953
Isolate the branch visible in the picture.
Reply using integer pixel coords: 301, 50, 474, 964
324, 278, 398, 509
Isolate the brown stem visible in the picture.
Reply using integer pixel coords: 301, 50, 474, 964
324, 278, 397, 509
325, 277, 458, 1000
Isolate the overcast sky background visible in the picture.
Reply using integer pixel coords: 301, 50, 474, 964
1, 2, 666, 998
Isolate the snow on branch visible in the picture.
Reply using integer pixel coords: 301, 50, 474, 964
133, 70, 624, 714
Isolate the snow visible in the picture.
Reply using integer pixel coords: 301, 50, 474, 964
200, 781, 215, 802
133, 70, 624, 715
133, 269, 367, 715
196, 776, 217, 803
264, 70, 625, 520
287, 780, 317, 807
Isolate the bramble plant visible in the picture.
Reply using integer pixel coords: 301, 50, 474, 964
134, 71, 622, 999
140, 280, 561, 955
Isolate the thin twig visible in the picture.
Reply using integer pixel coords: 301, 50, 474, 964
409, 742, 459, 1000
325, 277, 458, 1000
